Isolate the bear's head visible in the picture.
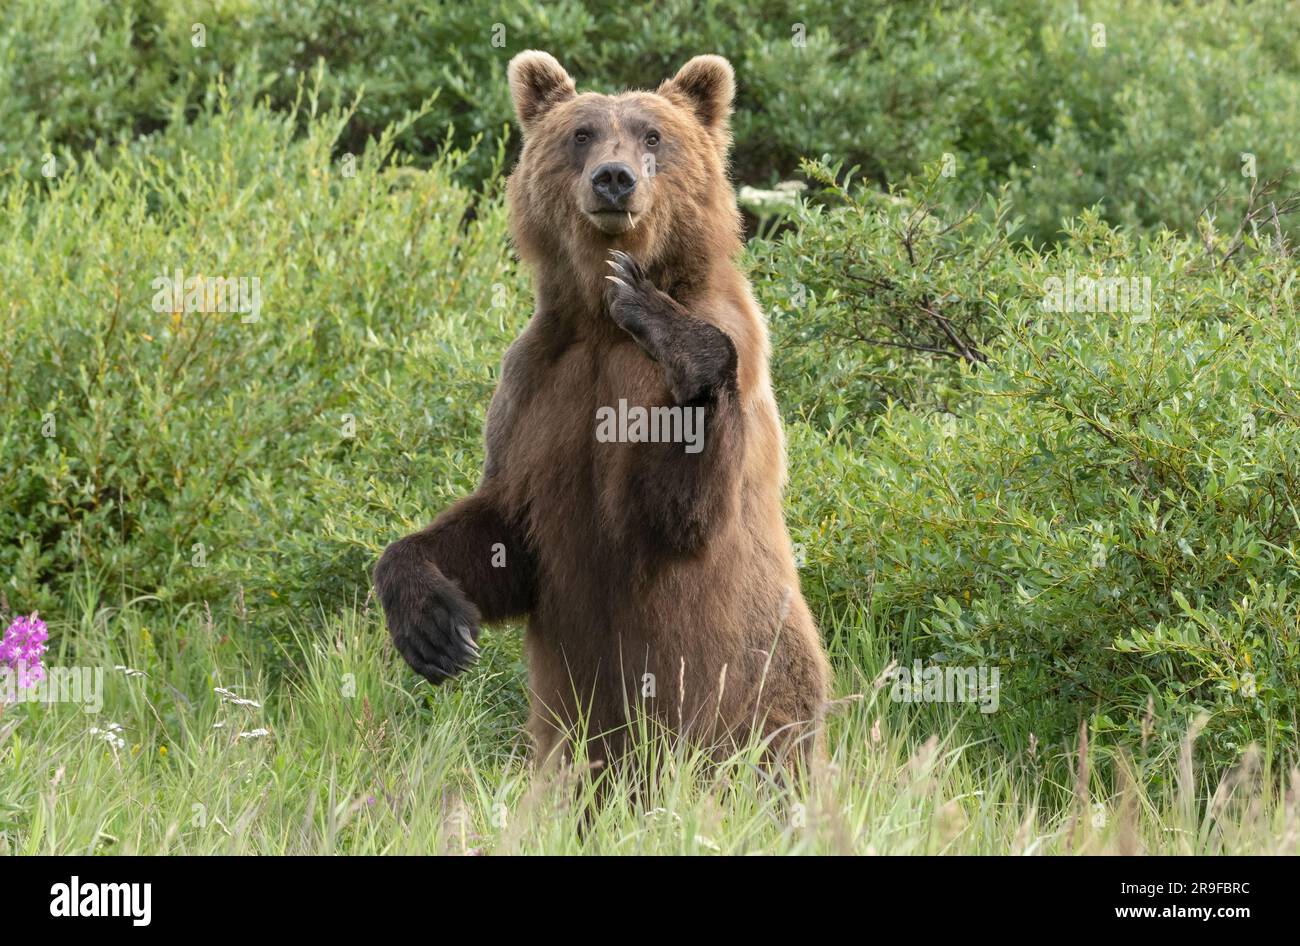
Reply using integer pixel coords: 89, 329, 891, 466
506, 51, 740, 294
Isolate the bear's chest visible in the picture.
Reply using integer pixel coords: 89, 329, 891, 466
491, 335, 672, 562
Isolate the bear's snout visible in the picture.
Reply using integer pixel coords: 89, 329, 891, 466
590, 162, 638, 211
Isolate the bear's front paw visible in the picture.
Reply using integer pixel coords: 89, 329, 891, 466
603, 250, 659, 339
375, 553, 480, 685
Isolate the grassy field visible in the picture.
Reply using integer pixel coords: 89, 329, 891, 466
3, 585, 1297, 855
5, 0, 1300, 856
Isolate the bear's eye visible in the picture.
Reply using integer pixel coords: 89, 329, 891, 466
574, 129, 593, 145
645, 131, 661, 147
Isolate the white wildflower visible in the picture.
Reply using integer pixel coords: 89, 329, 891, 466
214, 686, 262, 708
88, 722, 126, 750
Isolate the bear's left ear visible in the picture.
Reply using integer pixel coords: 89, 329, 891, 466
660, 55, 735, 135
508, 50, 577, 133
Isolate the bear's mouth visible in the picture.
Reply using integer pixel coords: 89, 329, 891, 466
585, 209, 641, 235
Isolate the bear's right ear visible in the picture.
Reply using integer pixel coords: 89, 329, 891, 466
508, 51, 577, 133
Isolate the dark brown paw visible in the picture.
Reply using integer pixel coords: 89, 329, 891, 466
374, 543, 480, 685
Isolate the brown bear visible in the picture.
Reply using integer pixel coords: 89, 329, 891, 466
374, 51, 830, 771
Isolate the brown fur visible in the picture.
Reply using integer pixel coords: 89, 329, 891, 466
374, 52, 830, 772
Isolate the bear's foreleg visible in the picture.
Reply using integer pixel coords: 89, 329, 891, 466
603, 251, 738, 405
602, 251, 744, 553
374, 491, 534, 684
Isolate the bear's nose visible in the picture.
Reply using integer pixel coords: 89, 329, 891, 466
590, 162, 638, 210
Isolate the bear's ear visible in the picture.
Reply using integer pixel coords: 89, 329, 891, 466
660, 55, 735, 133
508, 50, 577, 132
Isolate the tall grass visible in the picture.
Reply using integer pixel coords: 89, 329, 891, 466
3, 579, 1296, 855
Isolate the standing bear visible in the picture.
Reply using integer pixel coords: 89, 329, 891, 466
374, 51, 831, 770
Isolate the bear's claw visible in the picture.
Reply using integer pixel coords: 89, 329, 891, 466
606, 250, 648, 284
603, 250, 658, 337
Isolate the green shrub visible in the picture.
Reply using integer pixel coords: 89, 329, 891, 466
0, 82, 519, 619
766, 171, 1300, 768
999, 0, 1300, 243
7, 0, 1298, 243
750, 158, 1023, 426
